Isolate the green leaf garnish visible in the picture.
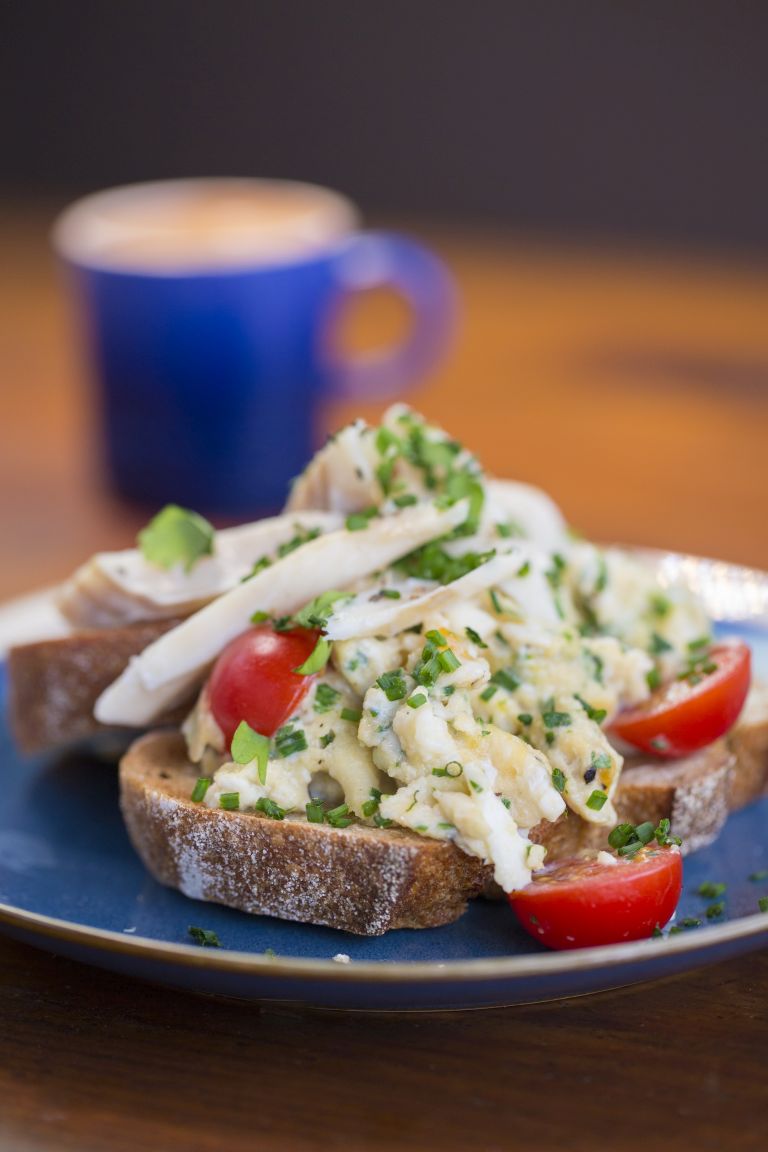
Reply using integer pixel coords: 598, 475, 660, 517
230, 721, 270, 785
137, 504, 214, 573
294, 636, 332, 676
294, 590, 352, 630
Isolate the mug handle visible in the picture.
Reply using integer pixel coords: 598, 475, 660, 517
326, 231, 457, 401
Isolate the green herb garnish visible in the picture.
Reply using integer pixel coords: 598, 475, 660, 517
574, 694, 607, 724
314, 683, 341, 713
191, 777, 212, 803
586, 790, 608, 811
326, 803, 354, 828
188, 926, 220, 947
340, 707, 362, 724
432, 761, 463, 778
255, 797, 286, 820
231, 721, 270, 785
274, 725, 308, 757
465, 626, 487, 648
294, 589, 352, 630
137, 504, 214, 573
552, 767, 566, 793
294, 636, 333, 676
376, 669, 409, 702
219, 792, 240, 811
319, 730, 336, 749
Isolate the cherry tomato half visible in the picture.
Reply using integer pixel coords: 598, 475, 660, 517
610, 641, 750, 758
509, 846, 683, 950
207, 624, 320, 748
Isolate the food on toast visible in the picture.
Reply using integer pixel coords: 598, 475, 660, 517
7, 406, 764, 939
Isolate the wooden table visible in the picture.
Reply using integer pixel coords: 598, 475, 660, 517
1, 203, 767, 1151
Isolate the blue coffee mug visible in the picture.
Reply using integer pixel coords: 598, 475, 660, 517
53, 179, 456, 516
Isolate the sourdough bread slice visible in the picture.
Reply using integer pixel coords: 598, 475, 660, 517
119, 732, 490, 936
121, 732, 738, 929
7, 618, 184, 754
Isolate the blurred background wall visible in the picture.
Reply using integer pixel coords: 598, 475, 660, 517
2, 0, 767, 254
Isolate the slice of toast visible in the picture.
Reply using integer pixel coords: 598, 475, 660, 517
120, 732, 740, 934
7, 618, 184, 754
120, 731, 490, 936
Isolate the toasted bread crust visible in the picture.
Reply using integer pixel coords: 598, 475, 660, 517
7, 619, 185, 754
119, 732, 489, 936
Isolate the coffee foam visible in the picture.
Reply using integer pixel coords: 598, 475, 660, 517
53, 179, 358, 272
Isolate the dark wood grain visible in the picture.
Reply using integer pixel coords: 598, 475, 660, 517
2, 936, 767, 1152
2, 201, 768, 1151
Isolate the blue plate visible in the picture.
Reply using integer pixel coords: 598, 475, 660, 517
1, 552, 767, 1011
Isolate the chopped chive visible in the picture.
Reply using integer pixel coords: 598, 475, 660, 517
374, 812, 393, 828
551, 767, 566, 793
432, 761, 463, 778
314, 682, 341, 713
541, 706, 572, 728
319, 730, 336, 749
759, 897, 768, 913
326, 803, 354, 828
425, 629, 448, 646
480, 685, 498, 702
407, 692, 428, 709
294, 589, 351, 630
274, 725, 308, 757
646, 666, 663, 691
749, 869, 768, 882
517, 712, 533, 726
340, 707, 362, 723
574, 694, 607, 724
490, 668, 520, 693
219, 792, 240, 811
516, 561, 531, 578
379, 588, 401, 599
306, 800, 325, 823
392, 492, 418, 508
586, 790, 608, 811
249, 610, 270, 623
705, 901, 725, 919
188, 926, 220, 947
697, 881, 727, 899
650, 631, 673, 655
376, 669, 409, 702
255, 797, 286, 820
437, 648, 461, 673
191, 777, 212, 803
465, 626, 488, 648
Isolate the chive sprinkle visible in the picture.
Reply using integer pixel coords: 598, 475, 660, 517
697, 881, 727, 899
255, 797, 286, 820
376, 669, 409, 701
188, 926, 221, 947
274, 725, 308, 757
340, 707, 362, 723
586, 790, 608, 811
306, 800, 325, 823
314, 682, 341, 713
191, 777, 212, 803
219, 792, 240, 810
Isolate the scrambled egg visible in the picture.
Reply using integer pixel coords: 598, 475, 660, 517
178, 406, 711, 894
